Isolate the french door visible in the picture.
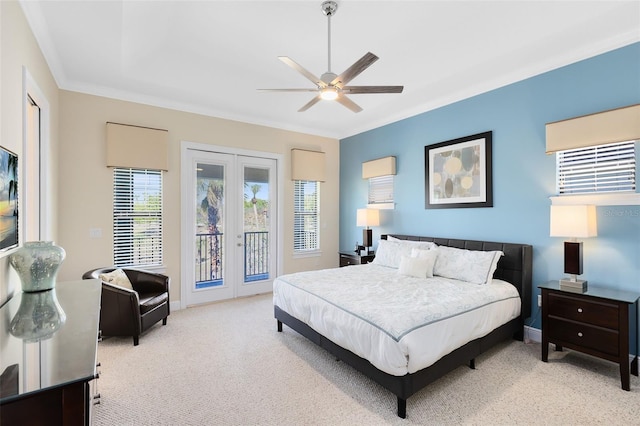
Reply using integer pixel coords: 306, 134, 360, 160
182, 147, 277, 306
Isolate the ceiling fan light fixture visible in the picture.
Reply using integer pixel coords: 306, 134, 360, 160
320, 87, 339, 101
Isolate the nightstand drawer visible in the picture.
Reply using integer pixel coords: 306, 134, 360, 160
339, 252, 375, 267
547, 292, 619, 329
340, 254, 358, 267
548, 317, 619, 357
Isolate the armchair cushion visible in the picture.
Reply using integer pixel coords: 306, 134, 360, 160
138, 292, 169, 315
98, 268, 133, 290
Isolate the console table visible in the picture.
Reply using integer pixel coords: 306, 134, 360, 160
539, 280, 640, 390
0, 280, 101, 425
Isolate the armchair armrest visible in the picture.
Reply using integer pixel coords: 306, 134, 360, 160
100, 282, 142, 336
124, 269, 170, 294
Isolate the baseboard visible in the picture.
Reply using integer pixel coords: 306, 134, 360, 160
170, 300, 182, 312
524, 325, 541, 343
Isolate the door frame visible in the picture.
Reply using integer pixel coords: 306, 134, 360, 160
180, 141, 284, 308
23, 66, 52, 240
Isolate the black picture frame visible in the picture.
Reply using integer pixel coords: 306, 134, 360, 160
424, 131, 493, 209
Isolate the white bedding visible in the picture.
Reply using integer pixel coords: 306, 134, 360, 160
273, 264, 521, 376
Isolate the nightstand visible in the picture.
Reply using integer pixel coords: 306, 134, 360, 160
339, 251, 375, 267
539, 280, 640, 390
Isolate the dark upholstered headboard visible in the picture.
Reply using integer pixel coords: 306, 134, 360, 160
382, 234, 533, 319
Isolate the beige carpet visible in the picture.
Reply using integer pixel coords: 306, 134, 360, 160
94, 293, 639, 425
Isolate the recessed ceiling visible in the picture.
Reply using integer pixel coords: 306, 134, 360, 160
20, 1, 640, 139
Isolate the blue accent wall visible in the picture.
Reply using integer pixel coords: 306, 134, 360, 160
340, 43, 640, 336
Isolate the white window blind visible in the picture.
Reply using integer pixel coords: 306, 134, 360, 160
293, 180, 319, 251
113, 168, 163, 267
368, 175, 394, 204
556, 140, 636, 195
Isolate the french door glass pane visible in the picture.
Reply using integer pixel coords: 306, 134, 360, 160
243, 166, 270, 282
195, 163, 225, 289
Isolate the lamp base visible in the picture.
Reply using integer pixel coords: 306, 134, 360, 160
559, 278, 588, 293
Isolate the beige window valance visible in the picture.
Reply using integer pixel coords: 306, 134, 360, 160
545, 104, 640, 154
362, 156, 396, 179
291, 149, 326, 182
106, 122, 169, 170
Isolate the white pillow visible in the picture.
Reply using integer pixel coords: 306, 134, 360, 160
386, 236, 437, 249
372, 239, 436, 269
410, 248, 438, 278
99, 269, 133, 290
433, 246, 503, 285
398, 256, 432, 279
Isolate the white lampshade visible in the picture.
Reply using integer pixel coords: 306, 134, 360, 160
550, 205, 598, 238
356, 208, 380, 227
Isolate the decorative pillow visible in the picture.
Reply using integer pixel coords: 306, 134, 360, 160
372, 239, 437, 269
433, 246, 503, 285
398, 256, 432, 279
410, 248, 438, 278
99, 269, 133, 290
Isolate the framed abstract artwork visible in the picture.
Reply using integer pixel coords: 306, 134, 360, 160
424, 131, 493, 209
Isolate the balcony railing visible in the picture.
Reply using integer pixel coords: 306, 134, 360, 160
195, 231, 269, 288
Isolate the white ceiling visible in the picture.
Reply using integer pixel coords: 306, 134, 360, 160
20, 1, 640, 139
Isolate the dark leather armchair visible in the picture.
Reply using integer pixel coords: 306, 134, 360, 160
82, 267, 170, 346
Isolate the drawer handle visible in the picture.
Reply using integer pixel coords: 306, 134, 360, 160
577, 308, 583, 313
577, 332, 583, 337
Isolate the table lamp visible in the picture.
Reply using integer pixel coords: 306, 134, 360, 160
357, 208, 380, 255
550, 205, 597, 291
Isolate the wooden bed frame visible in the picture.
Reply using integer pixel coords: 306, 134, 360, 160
275, 234, 532, 419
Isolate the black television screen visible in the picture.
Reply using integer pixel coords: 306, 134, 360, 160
0, 146, 18, 251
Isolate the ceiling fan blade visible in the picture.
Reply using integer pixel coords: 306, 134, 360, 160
298, 95, 322, 112
330, 52, 379, 87
343, 86, 404, 94
335, 94, 363, 113
257, 88, 319, 92
279, 56, 326, 88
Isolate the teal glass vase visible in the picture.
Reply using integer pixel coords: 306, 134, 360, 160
9, 241, 66, 292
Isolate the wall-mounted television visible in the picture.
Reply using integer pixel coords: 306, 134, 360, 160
0, 146, 18, 251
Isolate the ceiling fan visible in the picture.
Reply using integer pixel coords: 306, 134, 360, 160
259, 1, 403, 113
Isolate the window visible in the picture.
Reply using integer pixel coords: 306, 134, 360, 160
556, 140, 636, 195
113, 168, 163, 267
293, 180, 319, 252
368, 175, 394, 205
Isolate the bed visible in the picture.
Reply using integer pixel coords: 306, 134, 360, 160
274, 234, 532, 418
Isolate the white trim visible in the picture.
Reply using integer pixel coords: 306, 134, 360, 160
524, 326, 541, 343
292, 250, 322, 259
367, 203, 395, 210
170, 300, 182, 312
23, 67, 52, 241
550, 192, 640, 206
